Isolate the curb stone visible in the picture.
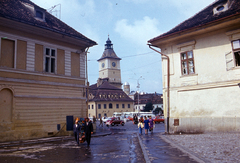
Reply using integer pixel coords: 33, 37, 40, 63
137, 133, 151, 163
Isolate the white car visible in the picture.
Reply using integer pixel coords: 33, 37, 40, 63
102, 117, 112, 123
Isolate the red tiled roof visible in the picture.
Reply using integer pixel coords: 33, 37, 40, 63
89, 81, 133, 102
148, 0, 240, 43
0, 0, 97, 46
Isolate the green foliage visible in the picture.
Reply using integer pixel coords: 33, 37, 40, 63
143, 102, 153, 112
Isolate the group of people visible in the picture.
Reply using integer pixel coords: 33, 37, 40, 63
137, 116, 155, 135
73, 117, 93, 146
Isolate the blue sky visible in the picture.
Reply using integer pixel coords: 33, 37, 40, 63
31, 0, 215, 93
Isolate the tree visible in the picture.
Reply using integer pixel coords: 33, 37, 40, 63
153, 107, 163, 115
143, 102, 153, 112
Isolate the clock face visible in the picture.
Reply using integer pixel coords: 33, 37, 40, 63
112, 62, 116, 67
102, 63, 105, 68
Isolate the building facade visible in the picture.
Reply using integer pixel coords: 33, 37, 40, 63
134, 93, 163, 113
0, 0, 96, 142
148, 0, 240, 133
88, 81, 134, 118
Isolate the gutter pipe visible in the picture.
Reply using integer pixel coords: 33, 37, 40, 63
85, 47, 90, 118
148, 44, 170, 134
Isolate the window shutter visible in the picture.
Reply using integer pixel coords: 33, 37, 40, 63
225, 51, 234, 71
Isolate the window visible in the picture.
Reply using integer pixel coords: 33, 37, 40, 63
181, 51, 195, 75
36, 10, 43, 19
128, 104, 130, 108
116, 104, 119, 108
92, 105, 94, 109
232, 40, 240, 67
122, 104, 125, 108
104, 104, 107, 109
98, 104, 101, 109
104, 113, 107, 117
109, 103, 113, 109
45, 48, 56, 73
88, 105, 90, 109
98, 114, 101, 118
0, 38, 15, 68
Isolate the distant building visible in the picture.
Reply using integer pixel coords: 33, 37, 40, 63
134, 93, 163, 113
148, 0, 240, 133
123, 82, 130, 95
88, 37, 134, 118
88, 81, 134, 118
0, 0, 96, 142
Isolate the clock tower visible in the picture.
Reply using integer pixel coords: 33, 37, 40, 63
97, 36, 122, 89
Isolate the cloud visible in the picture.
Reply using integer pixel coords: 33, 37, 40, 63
115, 16, 162, 47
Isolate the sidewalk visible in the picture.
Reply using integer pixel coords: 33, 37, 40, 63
0, 126, 111, 148
137, 132, 240, 163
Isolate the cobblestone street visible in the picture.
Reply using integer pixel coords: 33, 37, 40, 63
164, 133, 240, 163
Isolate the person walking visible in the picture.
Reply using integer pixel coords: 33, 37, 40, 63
84, 117, 93, 147
138, 116, 144, 135
93, 116, 96, 124
99, 117, 103, 127
73, 118, 80, 145
148, 116, 155, 133
144, 116, 149, 134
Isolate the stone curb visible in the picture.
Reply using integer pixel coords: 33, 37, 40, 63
137, 133, 151, 163
159, 135, 210, 163
0, 132, 112, 148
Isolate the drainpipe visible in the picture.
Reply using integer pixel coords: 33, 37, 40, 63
148, 44, 170, 134
85, 47, 90, 118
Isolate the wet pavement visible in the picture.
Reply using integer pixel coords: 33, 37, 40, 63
0, 121, 199, 163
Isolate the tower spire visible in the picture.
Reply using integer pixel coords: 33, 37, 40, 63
105, 35, 113, 50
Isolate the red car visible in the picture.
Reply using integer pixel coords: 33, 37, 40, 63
154, 115, 164, 123
106, 117, 125, 126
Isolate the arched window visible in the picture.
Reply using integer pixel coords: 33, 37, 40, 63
109, 103, 113, 109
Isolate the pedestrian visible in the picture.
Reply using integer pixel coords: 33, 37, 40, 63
73, 118, 80, 144
93, 116, 96, 124
99, 117, 103, 127
144, 116, 149, 134
148, 116, 155, 133
138, 116, 144, 135
84, 117, 93, 147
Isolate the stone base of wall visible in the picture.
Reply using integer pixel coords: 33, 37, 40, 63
168, 117, 240, 134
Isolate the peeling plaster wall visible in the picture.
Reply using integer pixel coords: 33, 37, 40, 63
161, 25, 240, 133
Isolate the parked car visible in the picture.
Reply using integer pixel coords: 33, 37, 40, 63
106, 117, 125, 126
154, 115, 164, 123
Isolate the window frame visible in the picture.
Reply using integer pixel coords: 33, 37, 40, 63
44, 47, 56, 73
232, 39, 240, 67
180, 50, 195, 75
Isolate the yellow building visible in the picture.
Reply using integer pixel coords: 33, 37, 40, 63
0, 0, 96, 142
148, 0, 240, 133
88, 81, 134, 118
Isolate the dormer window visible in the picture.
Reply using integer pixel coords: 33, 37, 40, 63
213, 0, 229, 15
36, 10, 43, 19
34, 7, 45, 21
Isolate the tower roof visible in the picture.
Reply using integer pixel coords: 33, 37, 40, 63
98, 36, 121, 61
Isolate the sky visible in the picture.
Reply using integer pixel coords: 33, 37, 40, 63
31, 0, 215, 94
